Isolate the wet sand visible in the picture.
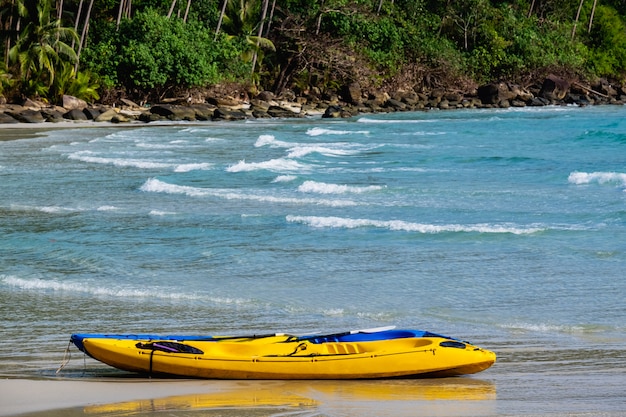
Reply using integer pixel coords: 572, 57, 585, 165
1, 377, 499, 417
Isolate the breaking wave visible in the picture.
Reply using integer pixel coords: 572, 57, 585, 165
286, 215, 545, 234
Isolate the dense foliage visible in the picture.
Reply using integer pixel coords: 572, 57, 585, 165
2, 0, 626, 103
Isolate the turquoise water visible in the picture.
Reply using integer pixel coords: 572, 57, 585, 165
1, 106, 625, 415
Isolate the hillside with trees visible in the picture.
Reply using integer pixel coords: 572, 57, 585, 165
2, 0, 626, 106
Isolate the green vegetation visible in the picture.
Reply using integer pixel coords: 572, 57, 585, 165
2, 0, 626, 103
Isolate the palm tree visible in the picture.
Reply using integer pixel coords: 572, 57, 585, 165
8, 0, 78, 88
571, 0, 585, 40
218, 0, 275, 73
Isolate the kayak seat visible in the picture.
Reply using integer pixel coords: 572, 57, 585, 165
323, 343, 364, 355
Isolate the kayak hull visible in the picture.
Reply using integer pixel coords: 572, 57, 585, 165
71, 330, 495, 379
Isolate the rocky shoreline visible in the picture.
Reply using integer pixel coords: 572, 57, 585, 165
1, 75, 624, 126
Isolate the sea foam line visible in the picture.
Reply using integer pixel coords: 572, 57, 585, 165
298, 180, 384, 194
69, 151, 211, 172
306, 127, 370, 136
226, 158, 311, 173
286, 215, 545, 234
568, 171, 626, 187
140, 178, 358, 207
0, 275, 249, 304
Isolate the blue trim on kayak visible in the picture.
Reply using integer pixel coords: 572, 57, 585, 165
70, 329, 456, 354
70, 333, 218, 354
301, 330, 451, 343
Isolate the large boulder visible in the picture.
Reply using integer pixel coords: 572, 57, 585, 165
539, 75, 570, 100
64, 108, 88, 121
62, 95, 87, 110
477, 82, 517, 105
212, 107, 246, 121
150, 104, 196, 121
7, 109, 45, 123
0, 112, 19, 124
95, 108, 119, 122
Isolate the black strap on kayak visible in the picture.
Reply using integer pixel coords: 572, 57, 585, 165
149, 349, 154, 378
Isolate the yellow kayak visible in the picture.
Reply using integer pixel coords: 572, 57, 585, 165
69, 328, 495, 379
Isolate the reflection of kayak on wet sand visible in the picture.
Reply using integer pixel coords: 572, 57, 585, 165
69, 327, 496, 379
84, 379, 496, 415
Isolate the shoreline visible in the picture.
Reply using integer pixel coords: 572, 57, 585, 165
1, 75, 624, 129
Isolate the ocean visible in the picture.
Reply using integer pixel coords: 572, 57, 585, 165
0, 106, 624, 416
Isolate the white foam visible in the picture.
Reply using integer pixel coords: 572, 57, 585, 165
286, 145, 362, 158
174, 162, 213, 172
272, 175, 298, 183
149, 210, 176, 216
306, 127, 369, 136
226, 158, 310, 173
286, 215, 545, 234
568, 171, 626, 187
69, 151, 172, 169
96, 206, 119, 211
357, 117, 438, 124
140, 179, 358, 207
298, 181, 384, 194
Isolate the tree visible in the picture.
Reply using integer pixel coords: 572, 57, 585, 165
8, 0, 78, 88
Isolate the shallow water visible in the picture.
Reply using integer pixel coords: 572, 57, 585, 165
1, 106, 625, 415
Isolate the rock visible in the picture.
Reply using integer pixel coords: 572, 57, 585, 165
150, 104, 196, 121
94, 108, 119, 122
0, 112, 19, 124
267, 105, 301, 118
64, 108, 88, 121
252, 109, 271, 118
344, 82, 362, 105
539, 75, 569, 100
83, 107, 101, 120
62, 95, 87, 110
212, 107, 246, 121
111, 114, 130, 123
385, 98, 406, 110
190, 104, 215, 121
322, 105, 343, 118
41, 109, 65, 122
255, 91, 275, 101
120, 98, 141, 108
7, 109, 45, 123
22, 98, 43, 110
529, 97, 549, 106
138, 112, 164, 123
477, 82, 516, 105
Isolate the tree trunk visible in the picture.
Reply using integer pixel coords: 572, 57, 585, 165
167, 0, 177, 18
116, 0, 124, 29
571, 0, 585, 40
72, 0, 84, 49
588, 0, 598, 33
214, 0, 228, 40
527, 0, 536, 18
251, 0, 269, 75
264, 0, 277, 37
183, 0, 191, 22
76, 0, 95, 71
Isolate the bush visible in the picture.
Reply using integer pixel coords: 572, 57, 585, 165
81, 9, 248, 96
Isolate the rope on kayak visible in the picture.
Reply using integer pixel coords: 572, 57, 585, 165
56, 339, 72, 374
286, 342, 308, 356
